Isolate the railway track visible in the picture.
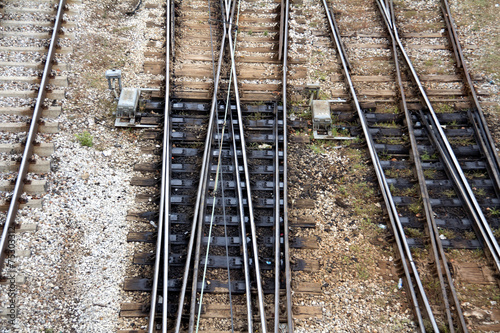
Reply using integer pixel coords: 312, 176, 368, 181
0, 0, 72, 279
121, 0, 294, 331
121, 0, 500, 330
379, 1, 500, 330
308, 0, 500, 331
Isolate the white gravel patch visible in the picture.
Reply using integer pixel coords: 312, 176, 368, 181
0, 0, 163, 331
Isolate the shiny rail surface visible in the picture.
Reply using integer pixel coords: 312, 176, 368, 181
439, 0, 500, 197
282, 0, 293, 330
147, 0, 172, 329
375, 1, 468, 331
369, 0, 500, 331
145, 0, 292, 330
322, 0, 438, 331
376, 0, 500, 276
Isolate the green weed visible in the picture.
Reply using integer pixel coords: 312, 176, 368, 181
441, 189, 456, 198
423, 169, 437, 178
75, 131, 93, 147
405, 228, 424, 238
473, 187, 487, 197
309, 144, 324, 154
487, 207, 500, 217
439, 228, 456, 239
408, 200, 422, 215
435, 103, 454, 113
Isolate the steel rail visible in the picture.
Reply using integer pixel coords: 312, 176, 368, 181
195, 109, 232, 330
281, 0, 293, 330
324, 2, 438, 331
273, 104, 281, 332
274, 0, 290, 327
171, 0, 175, 59
217, 144, 236, 332
419, 107, 500, 271
0, 0, 67, 275
328, 7, 350, 71
377, 0, 500, 274
188, 0, 250, 329
188, 140, 213, 332
466, 109, 500, 197
278, 0, 284, 60
147, 0, 172, 328
440, 0, 500, 197
224, 0, 268, 328
186, 3, 225, 327
220, 0, 254, 327
190, 0, 271, 327
194, 17, 247, 326
384, 5, 455, 330
211, 92, 239, 330
217, 126, 237, 332
173, 3, 231, 331
381, 1, 467, 331
229, 108, 254, 330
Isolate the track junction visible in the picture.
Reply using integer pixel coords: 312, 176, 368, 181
0, 0, 499, 332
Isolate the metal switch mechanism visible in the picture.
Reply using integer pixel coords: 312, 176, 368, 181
312, 99, 352, 140
105, 69, 122, 99
312, 100, 332, 138
105, 69, 160, 128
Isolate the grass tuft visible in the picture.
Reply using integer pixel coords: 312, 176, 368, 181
75, 131, 93, 147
